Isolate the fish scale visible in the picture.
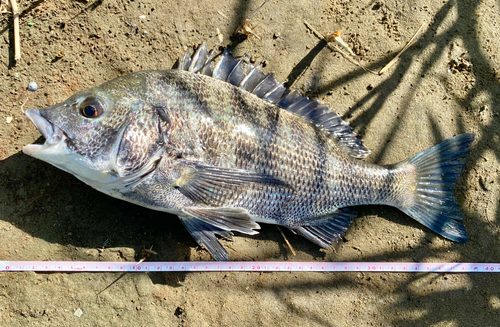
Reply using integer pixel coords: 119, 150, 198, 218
23, 42, 475, 261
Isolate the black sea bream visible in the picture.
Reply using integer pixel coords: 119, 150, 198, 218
23, 43, 475, 260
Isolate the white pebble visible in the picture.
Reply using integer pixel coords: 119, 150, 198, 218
28, 81, 38, 91
139, 15, 146, 19
74, 308, 83, 318
6, 117, 13, 123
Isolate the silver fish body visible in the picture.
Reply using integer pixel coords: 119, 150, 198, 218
23, 43, 474, 260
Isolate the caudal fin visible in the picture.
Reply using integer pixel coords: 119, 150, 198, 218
398, 133, 475, 242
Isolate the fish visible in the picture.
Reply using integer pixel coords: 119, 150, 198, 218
23, 43, 475, 261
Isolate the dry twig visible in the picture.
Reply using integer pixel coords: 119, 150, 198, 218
249, 0, 270, 19
216, 28, 223, 44
217, 10, 228, 19
276, 226, 296, 256
137, 245, 157, 264
378, 23, 425, 75
235, 19, 261, 40
233, 0, 270, 40
304, 20, 378, 75
10, 0, 20, 61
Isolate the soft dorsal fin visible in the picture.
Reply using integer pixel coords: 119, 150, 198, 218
177, 43, 370, 159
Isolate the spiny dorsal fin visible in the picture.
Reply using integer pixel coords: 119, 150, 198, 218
178, 43, 215, 75
178, 43, 370, 159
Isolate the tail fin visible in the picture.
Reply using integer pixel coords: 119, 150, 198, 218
398, 133, 475, 242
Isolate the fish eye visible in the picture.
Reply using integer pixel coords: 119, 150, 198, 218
80, 97, 104, 118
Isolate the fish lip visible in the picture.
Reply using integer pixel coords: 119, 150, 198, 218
23, 109, 68, 155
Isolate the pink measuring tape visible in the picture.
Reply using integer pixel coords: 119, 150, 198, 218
1, 261, 499, 273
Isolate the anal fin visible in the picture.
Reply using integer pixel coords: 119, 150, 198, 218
179, 207, 260, 261
293, 208, 356, 249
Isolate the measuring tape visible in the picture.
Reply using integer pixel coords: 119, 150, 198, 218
1, 261, 499, 273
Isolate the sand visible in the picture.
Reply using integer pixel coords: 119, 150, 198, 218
0, 0, 499, 325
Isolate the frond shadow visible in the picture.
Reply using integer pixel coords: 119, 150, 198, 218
245, 0, 500, 325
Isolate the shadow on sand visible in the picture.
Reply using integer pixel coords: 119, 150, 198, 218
0, 0, 499, 325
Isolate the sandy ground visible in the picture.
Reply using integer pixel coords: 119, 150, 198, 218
1, 0, 499, 326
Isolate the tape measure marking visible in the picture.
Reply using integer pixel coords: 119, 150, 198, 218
1, 261, 499, 273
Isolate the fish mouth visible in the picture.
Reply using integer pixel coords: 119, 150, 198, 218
23, 109, 68, 156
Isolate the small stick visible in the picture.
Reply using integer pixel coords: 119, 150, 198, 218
303, 20, 324, 40
248, 0, 270, 19
20, 98, 29, 111
236, 19, 262, 40
97, 245, 157, 297
10, 0, 20, 61
217, 10, 228, 19
288, 64, 310, 89
137, 245, 157, 264
276, 226, 296, 256
216, 28, 224, 44
233, 0, 270, 40
96, 272, 128, 297
225, 245, 255, 260
303, 20, 378, 75
378, 23, 425, 75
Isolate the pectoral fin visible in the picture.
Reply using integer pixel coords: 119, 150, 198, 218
175, 161, 288, 206
179, 207, 260, 261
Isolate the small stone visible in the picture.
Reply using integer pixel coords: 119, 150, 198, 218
139, 15, 146, 19
143, 30, 148, 35
28, 81, 38, 92
74, 308, 83, 318
6, 117, 13, 124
